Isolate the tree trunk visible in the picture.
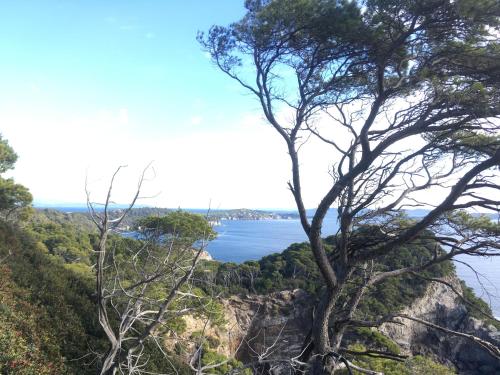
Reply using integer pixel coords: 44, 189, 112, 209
100, 345, 119, 375
310, 288, 338, 375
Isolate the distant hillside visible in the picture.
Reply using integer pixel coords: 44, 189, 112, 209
33, 208, 96, 232
34, 207, 300, 232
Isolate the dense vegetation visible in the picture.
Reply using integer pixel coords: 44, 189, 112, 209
196, 226, 457, 320
136, 209, 217, 243
1, 207, 494, 373
0, 220, 103, 374
340, 344, 454, 375
0, 211, 210, 374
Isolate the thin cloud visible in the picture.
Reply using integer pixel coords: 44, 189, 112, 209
190, 116, 203, 126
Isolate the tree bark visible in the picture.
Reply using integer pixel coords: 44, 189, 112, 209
310, 288, 338, 374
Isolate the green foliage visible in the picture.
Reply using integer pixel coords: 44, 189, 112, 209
93, 210, 223, 372
461, 281, 500, 329
0, 207, 493, 373
203, 0, 500, 109
0, 178, 32, 213
354, 238, 455, 318
196, 241, 323, 295
355, 328, 400, 355
186, 332, 245, 374
343, 344, 455, 375
137, 210, 217, 244
0, 221, 106, 374
0, 135, 18, 173
1, 214, 209, 374
200, 349, 245, 375
199, 227, 455, 321
34, 208, 96, 232
0, 266, 66, 374
0, 135, 32, 217
447, 210, 500, 235
193, 297, 227, 327
28, 210, 94, 265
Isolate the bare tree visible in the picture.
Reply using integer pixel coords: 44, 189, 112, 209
200, 0, 500, 373
87, 166, 221, 374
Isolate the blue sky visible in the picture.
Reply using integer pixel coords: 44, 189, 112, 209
1, 1, 332, 209
0, 1, 251, 134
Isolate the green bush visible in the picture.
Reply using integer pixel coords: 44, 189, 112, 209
342, 344, 455, 375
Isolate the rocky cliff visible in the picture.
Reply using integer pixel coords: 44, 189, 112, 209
177, 277, 499, 373
379, 276, 500, 374
167, 289, 313, 368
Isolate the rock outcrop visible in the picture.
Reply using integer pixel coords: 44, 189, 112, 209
379, 275, 500, 374
178, 278, 499, 373
166, 289, 313, 370
228, 290, 313, 365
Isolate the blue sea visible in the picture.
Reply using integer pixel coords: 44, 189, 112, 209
207, 218, 500, 317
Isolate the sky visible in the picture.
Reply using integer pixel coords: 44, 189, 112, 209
2, 1, 494, 212
0, 0, 336, 209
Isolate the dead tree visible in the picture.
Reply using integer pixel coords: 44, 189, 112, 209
87, 166, 220, 374
201, 0, 500, 373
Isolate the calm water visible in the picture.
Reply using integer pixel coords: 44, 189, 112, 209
207, 219, 500, 316
206, 217, 338, 263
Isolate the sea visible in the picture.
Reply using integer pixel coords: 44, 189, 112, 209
206, 217, 500, 317
40, 206, 500, 317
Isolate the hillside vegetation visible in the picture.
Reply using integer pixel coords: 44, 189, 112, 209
196, 227, 459, 320
0, 211, 472, 374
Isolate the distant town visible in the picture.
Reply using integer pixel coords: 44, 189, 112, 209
206, 208, 299, 222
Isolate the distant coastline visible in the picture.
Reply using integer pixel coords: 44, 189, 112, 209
35, 206, 300, 220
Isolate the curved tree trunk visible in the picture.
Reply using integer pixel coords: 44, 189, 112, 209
100, 346, 119, 375
311, 293, 333, 373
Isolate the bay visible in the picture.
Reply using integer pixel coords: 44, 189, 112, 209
206, 217, 338, 263
207, 218, 500, 317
